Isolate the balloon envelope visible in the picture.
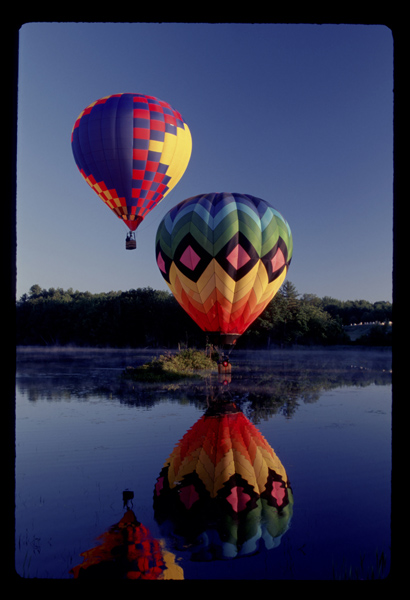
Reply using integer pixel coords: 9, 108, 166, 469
156, 192, 292, 344
71, 93, 192, 231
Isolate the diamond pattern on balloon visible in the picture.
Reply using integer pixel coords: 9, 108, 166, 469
226, 485, 251, 513
226, 244, 251, 270
180, 245, 201, 271
173, 232, 213, 283
179, 484, 200, 510
157, 251, 167, 274
261, 237, 290, 283
270, 246, 286, 273
216, 231, 259, 282
155, 240, 173, 284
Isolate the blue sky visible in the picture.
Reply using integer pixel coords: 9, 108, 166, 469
16, 22, 393, 303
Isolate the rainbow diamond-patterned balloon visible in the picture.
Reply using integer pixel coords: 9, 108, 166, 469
155, 192, 293, 344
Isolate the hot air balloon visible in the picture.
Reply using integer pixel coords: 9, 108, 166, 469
71, 93, 192, 250
153, 401, 293, 561
155, 192, 292, 345
70, 492, 184, 580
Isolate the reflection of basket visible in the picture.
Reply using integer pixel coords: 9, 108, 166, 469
218, 359, 231, 374
218, 361, 232, 375
126, 238, 137, 250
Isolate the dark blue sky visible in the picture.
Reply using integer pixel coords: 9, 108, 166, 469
16, 22, 393, 302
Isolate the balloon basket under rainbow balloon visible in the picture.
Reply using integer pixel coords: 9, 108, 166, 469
207, 332, 240, 348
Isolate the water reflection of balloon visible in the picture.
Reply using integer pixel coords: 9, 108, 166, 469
153, 401, 293, 561
70, 491, 184, 580
156, 192, 292, 345
71, 93, 192, 249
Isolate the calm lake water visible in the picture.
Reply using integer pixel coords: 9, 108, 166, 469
14, 346, 392, 581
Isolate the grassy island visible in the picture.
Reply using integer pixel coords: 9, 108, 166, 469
122, 348, 218, 382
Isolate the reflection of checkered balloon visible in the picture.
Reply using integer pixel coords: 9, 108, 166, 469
156, 192, 293, 344
71, 94, 192, 231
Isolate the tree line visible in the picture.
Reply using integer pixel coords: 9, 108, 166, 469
15, 282, 392, 348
